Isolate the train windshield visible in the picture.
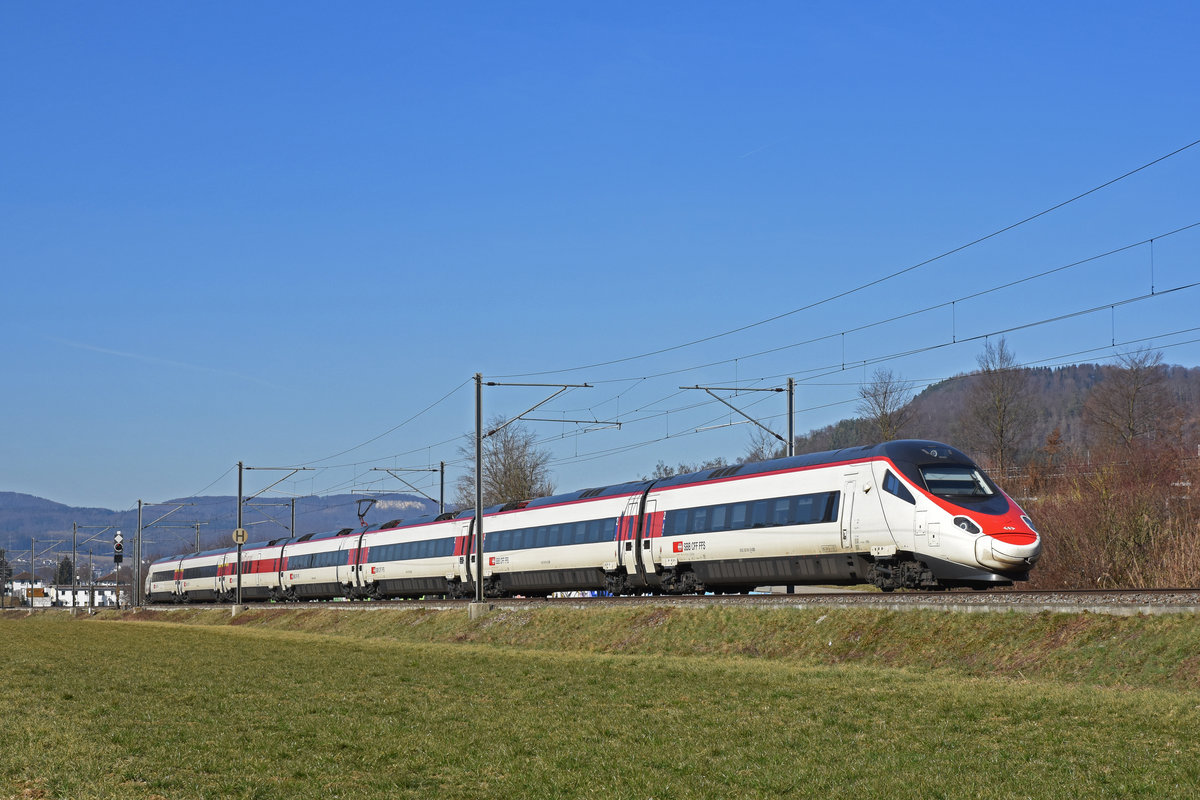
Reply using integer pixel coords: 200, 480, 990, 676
918, 465, 994, 499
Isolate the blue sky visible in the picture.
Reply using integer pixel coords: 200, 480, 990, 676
3, 1, 1199, 511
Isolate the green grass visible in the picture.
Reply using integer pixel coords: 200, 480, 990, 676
3, 609, 1199, 799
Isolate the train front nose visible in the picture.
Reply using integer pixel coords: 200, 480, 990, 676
976, 531, 1041, 571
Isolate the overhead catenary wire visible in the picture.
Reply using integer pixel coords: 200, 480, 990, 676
535, 219, 1200, 388
493, 137, 1200, 380
243, 211, 1200, 499
281, 271, 1200, 504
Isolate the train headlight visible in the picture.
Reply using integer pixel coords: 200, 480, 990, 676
953, 516, 981, 534
1021, 515, 1039, 535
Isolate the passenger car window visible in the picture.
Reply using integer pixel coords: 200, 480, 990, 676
883, 471, 916, 504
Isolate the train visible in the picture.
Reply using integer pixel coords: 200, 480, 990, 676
144, 440, 1042, 602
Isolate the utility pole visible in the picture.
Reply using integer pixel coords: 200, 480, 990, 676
369, 464, 446, 515
474, 374, 483, 604
133, 501, 195, 607
136, 500, 142, 607
73, 525, 118, 606
237, 463, 314, 606
681, 380, 795, 457
788, 377, 795, 457
237, 461, 243, 606
471, 374, 596, 606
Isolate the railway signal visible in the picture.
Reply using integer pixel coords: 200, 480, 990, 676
113, 531, 124, 564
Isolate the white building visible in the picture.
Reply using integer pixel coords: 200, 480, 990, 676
3, 578, 125, 607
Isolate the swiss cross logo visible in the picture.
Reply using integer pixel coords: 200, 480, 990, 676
673, 541, 684, 553
489, 557, 496, 566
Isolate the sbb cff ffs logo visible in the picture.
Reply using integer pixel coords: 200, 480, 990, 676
114, 531, 124, 564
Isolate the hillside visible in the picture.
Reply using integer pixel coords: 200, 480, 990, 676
795, 362, 1200, 459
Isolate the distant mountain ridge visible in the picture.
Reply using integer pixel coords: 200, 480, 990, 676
0, 492, 440, 559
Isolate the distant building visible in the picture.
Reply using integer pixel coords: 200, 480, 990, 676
3, 575, 124, 607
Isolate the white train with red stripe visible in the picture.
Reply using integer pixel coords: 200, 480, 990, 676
144, 440, 1041, 601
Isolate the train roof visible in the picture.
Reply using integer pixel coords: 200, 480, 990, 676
520, 440, 974, 505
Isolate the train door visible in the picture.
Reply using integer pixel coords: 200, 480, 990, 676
456, 520, 473, 586
914, 509, 928, 553
639, 499, 658, 576
464, 517, 482, 589
339, 534, 364, 593
276, 540, 291, 596
619, 496, 642, 582
841, 475, 857, 548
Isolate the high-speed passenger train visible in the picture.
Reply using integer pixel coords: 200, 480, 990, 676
145, 440, 1041, 602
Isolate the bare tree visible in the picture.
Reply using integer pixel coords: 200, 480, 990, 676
644, 456, 728, 481
454, 416, 555, 509
744, 427, 785, 463
856, 368, 914, 442
1083, 350, 1174, 449
964, 337, 1032, 472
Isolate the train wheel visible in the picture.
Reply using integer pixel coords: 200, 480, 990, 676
604, 573, 627, 596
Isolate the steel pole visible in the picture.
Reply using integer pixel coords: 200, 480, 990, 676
136, 500, 143, 607
72, 522, 78, 605
440, 461, 445, 515
787, 377, 795, 457
237, 461, 244, 605
474, 373, 484, 603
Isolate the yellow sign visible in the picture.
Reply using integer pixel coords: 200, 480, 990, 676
232, 528, 248, 545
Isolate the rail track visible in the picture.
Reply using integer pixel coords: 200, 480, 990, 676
136, 588, 1200, 616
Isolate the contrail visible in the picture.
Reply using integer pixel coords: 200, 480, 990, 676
738, 137, 789, 159
51, 338, 283, 389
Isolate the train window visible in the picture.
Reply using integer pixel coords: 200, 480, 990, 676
710, 506, 727, 532
883, 471, 916, 504
919, 466, 993, 498
821, 492, 840, 522
772, 498, 791, 525
693, 508, 709, 532
752, 500, 770, 528
793, 496, 813, 523
730, 503, 748, 529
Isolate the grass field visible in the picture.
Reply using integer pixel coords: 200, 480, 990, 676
3, 607, 1199, 799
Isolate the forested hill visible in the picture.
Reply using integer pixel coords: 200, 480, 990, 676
794, 363, 1200, 458
0, 492, 438, 557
